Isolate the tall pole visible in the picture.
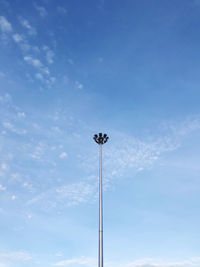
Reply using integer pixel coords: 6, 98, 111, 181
93, 133, 109, 267
99, 143, 103, 267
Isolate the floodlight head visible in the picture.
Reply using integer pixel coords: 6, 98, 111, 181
93, 133, 109, 145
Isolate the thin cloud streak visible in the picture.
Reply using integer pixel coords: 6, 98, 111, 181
0, 16, 12, 32
34, 5, 47, 17
2, 92, 200, 209
54, 257, 200, 267
0, 251, 32, 264
18, 16, 37, 35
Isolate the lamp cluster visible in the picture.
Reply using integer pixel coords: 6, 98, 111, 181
93, 133, 109, 145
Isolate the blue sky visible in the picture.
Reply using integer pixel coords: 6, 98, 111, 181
0, 0, 200, 266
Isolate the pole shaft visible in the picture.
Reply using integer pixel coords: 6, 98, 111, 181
99, 144, 103, 267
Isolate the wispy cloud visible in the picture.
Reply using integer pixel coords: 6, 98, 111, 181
122, 258, 200, 267
1, 16, 55, 86
43, 45, 55, 64
0, 185, 6, 191
25, 132, 179, 209
2, 121, 27, 135
24, 55, 51, 77
27, 181, 96, 209
54, 257, 200, 267
18, 16, 37, 35
59, 152, 68, 159
12, 32, 34, 51
54, 256, 96, 266
0, 251, 32, 264
56, 182, 96, 206
23, 55, 56, 85
24, 56, 43, 68
0, 93, 11, 104
0, 16, 12, 32
75, 81, 83, 89
35, 5, 47, 17
82, 133, 179, 190
35, 72, 44, 81
161, 115, 200, 137
1, 92, 200, 210
12, 33, 24, 43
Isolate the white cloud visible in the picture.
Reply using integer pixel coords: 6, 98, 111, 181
27, 214, 32, 219
55, 252, 63, 257
0, 185, 6, 191
50, 76, 56, 83
23, 182, 34, 192
35, 5, 47, 17
43, 67, 50, 75
0, 16, 12, 32
123, 258, 200, 267
163, 116, 200, 137
24, 56, 51, 80
17, 112, 26, 118
59, 152, 68, 159
75, 81, 83, 89
18, 17, 36, 35
54, 257, 200, 267
56, 182, 96, 207
27, 181, 96, 209
3, 121, 13, 130
20, 43, 31, 51
23, 116, 200, 210
2, 121, 27, 135
0, 251, 32, 263
54, 257, 96, 266
0, 93, 11, 104
1, 92, 200, 213
24, 56, 42, 68
11, 173, 20, 181
46, 50, 54, 64
35, 72, 44, 81
1, 163, 8, 170
43, 46, 55, 64
105, 136, 177, 170
12, 32, 40, 53
51, 126, 62, 134
30, 142, 46, 160
82, 133, 179, 191
12, 33, 23, 43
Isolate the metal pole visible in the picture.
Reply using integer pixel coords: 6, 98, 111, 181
93, 133, 109, 267
99, 143, 103, 267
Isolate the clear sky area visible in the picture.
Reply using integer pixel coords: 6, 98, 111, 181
0, 0, 200, 266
